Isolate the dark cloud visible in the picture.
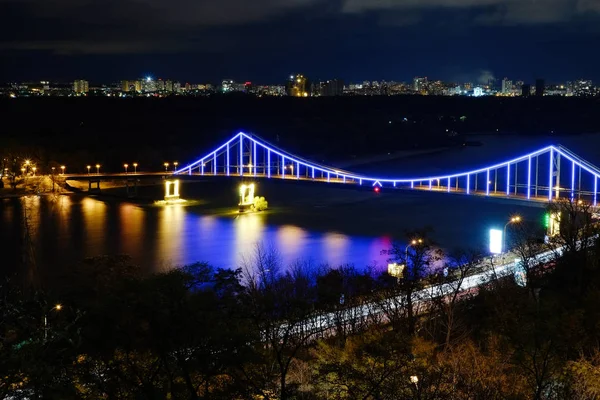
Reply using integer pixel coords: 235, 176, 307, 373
1, 0, 600, 81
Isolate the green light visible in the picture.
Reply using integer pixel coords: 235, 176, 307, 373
544, 213, 550, 228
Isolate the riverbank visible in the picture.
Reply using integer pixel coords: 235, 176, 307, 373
0, 176, 73, 198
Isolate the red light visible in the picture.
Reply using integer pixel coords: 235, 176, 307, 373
374, 187, 380, 193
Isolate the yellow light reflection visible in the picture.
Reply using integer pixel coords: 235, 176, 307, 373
275, 225, 307, 262
322, 232, 350, 267
234, 212, 265, 266
81, 197, 108, 255
118, 203, 145, 257
155, 204, 185, 271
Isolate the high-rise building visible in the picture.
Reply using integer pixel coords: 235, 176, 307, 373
319, 79, 344, 96
501, 78, 512, 94
173, 82, 181, 93
535, 79, 545, 97
142, 77, 156, 93
413, 77, 428, 93
73, 80, 89, 94
155, 79, 165, 92
165, 80, 173, 93
134, 81, 142, 93
287, 74, 308, 97
573, 80, 593, 96
522, 84, 531, 97
121, 80, 130, 92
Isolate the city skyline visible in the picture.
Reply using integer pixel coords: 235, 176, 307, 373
2, 0, 600, 82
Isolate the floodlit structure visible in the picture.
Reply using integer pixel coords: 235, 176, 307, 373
174, 132, 600, 206
388, 263, 405, 278
239, 183, 255, 212
164, 179, 180, 201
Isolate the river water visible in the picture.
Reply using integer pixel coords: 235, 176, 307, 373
1, 133, 599, 279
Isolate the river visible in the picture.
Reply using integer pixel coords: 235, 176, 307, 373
2, 133, 599, 280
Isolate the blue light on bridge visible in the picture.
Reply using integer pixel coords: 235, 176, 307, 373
173, 131, 600, 204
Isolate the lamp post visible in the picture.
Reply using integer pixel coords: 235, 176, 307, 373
52, 167, 55, 191
44, 303, 63, 342
164, 162, 169, 172
60, 165, 65, 175
21, 167, 25, 176
124, 163, 128, 174
406, 238, 423, 261
96, 164, 100, 175
87, 165, 91, 175
173, 162, 178, 172
410, 375, 419, 399
133, 163, 138, 173
32, 166, 36, 176
503, 216, 521, 254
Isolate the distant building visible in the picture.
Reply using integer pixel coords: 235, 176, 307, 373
501, 78, 512, 94
413, 77, 428, 94
318, 79, 344, 96
165, 80, 174, 93
522, 84, 531, 97
134, 80, 142, 93
173, 82, 181, 93
287, 74, 308, 97
535, 79, 545, 97
155, 79, 165, 92
121, 80, 130, 92
573, 80, 593, 96
142, 77, 156, 93
73, 80, 89, 94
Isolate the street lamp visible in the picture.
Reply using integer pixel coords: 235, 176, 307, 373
32, 166, 36, 176
173, 161, 178, 172
96, 164, 100, 174
503, 216, 521, 254
21, 167, 25, 176
44, 303, 63, 342
87, 165, 91, 175
406, 238, 423, 261
133, 163, 138, 173
124, 163, 128, 174
164, 162, 169, 172
60, 165, 65, 175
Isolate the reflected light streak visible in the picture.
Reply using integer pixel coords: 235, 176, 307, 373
118, 203, 144, 258
275, 225, 307, 263
155, 204, 186, 272
81, 197, 108, 256
234, 212, 266, 267
322, 232, 350, 267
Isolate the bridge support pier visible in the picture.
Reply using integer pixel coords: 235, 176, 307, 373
88, 180, 101, 192
125, 178, 138, 198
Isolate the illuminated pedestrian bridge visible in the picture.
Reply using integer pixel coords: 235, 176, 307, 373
174, 131, 600, 205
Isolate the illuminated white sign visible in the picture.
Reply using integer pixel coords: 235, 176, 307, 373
489, 229, 503, 254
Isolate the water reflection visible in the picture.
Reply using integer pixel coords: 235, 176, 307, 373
118, 203, 145, 260
155, 204, 186, 271
234, 212, 266, 267
322, 232, 350, 267
276, 225, 308, 263
81, 197, 108, 256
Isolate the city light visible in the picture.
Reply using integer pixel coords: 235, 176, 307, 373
96, 164, 100, 174
489, 229, 502, 254
124, 163, 128, 174
87, 165, 91, 174
133, 163, 138, 173
60, 165, 65, 174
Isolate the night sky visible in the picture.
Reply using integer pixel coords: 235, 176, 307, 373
2, 0, 600, 83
